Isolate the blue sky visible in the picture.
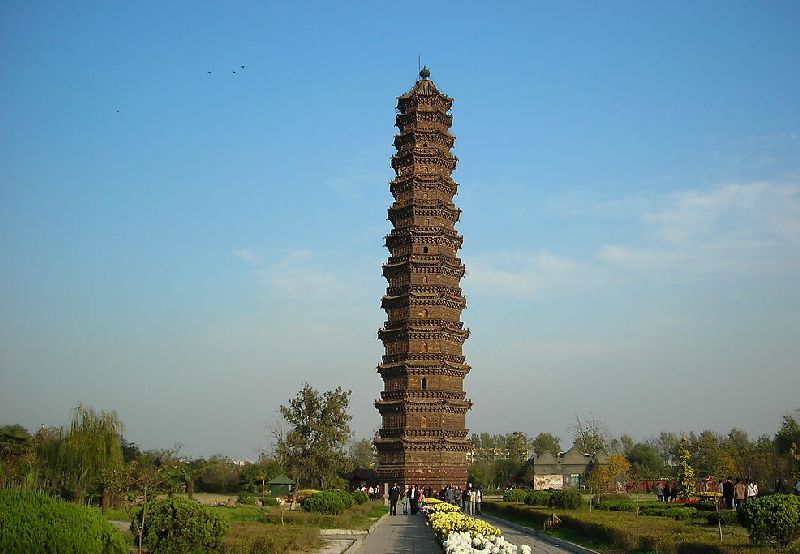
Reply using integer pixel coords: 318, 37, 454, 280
1, 1, 799, 459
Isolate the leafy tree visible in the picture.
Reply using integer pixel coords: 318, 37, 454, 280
0, 424, 34, 488
530, 432, 561, 458
588, 452, 630, 493
649, 431, 679, 468
690, 430, 735, 478
349, 438, 376, 469
676, 435, 696, 499
50, 404, 123, 502
626, 442, 665, 479
468, 460, 493, 489
492, 458, 521, 489
102, 450, 182, 554
240, 455, 282, 493
195, 455, 241, 493
506, 431, 531, 463
275, 383, 352, 489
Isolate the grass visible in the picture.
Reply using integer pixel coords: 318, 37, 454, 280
483, 501, 783, 554
222, 522, 322, 554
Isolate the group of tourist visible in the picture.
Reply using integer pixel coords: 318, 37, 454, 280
719, 477, 759, 509
387, 483, 483, 516
651, 481, 679, 502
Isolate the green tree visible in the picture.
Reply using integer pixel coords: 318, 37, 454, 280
626, 442, 665, 480
0, 424, 34, 488
56, 404, 124, 505
275, 383, 352, 489
240, 455, 282, 493
468, 460, 493, 489
530, 432, 561, 458
506, 431, 531, 463
349, 438, 377, 469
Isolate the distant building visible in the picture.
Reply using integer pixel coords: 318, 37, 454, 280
528, 446, 608, 489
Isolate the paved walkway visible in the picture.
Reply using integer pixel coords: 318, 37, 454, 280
358, 512, 578, 554
359, 514, 440, 553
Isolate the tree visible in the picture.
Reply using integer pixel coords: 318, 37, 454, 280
506, 432, 531, 463
530, 432, 561, 458
571, 415, 610, 456
240, 455, 282, 493
48, 404, 125, 505
626, 443, 665, 480
649, 431, 679, 468
676, 435, 696, 499
102, 449, 182, 554
588, 453, 630, 493
349, 438, 376, 469
275, 383, 352, 489
0, 424, 34, 488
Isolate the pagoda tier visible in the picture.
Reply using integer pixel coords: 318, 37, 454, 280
375, 68, 472, 491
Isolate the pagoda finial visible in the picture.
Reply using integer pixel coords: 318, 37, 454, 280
419, 66, 431, 79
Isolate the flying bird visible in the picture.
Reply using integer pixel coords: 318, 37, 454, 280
240, 65, 245, 69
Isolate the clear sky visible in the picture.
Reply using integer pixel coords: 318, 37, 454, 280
1, 1, 799, 459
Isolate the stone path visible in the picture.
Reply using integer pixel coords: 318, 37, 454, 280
357, 511, 581, 554
359, 514, 440, 553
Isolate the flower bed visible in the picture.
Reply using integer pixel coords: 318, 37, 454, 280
423, 498, 531, 553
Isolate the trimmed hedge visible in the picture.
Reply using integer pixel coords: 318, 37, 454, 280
302, 490, 349, 515
351, 490, 369, 504
548, 489, 584, 509
483, 501, 739, 554
596, 500, 638, 512
0, 489, 128, 554
704, 509, 739, 527
135, 497, 229, 554
638, 505, 697, 520
502, 488, 530, 503
523, 490, 552, 507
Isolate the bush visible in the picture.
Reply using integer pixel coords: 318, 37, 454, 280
596, 500, 638, 512
135, 497, 229, 553
351, 490, 369, 504
237, 493, 257, 505
502, 488, 529, 503
638, 505, 696, 520
0, 489, 128, 554
704, 510, 738, 526
325, 488, 354, 510
523, 490, 552, 507
739, 493, 800, 547
301, 491, 346, 515
549, 489, 584, 509
260, 495, 278, 506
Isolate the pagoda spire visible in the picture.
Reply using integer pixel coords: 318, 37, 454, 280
374, 71, 472, 491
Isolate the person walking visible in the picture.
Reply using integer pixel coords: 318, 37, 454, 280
468, 485, 476, 515
746, 479, 758, 503
461, 486, 469, 512
734, 478, 746, 508
476, 488, 482, 515
401, 489, 409, 515
670, 482, 677, 503
653, 481, 664, 502
389, 482, 400, 516
722, 477, 734, 510
662, 482, 671, 503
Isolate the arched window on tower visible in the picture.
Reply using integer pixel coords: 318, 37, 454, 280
421, 308, 428, 318
421, 377, 427, 390
422, 342, 428, 353
423, 246, 429, 254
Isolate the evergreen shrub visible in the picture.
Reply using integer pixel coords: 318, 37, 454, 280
325, 488, 354, 509
638, 505, 696, 520
301, 491, 346, 515
351, 489, 369, 504
739, 493, 800, 547
704, 510, 739, 526
237, 492, 257, 505
523, 490, 552, 506
548, 489, 584, 509
260, 495, 279, 506
502, 488, 530, 503
135, 497, 229, 554
596, 500, 638, 512
0, 489, 128, 554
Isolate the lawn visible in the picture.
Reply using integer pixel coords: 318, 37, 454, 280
483, 500, 786, 554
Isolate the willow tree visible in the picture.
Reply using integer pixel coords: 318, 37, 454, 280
58, 404, 124, 506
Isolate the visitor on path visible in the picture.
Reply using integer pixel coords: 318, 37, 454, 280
453, 486, 461, 506
461, 486, 469, 512
445, 485, 454, 504
734, 478, 746, 508
722, 477, 734, 509
401, 491, 409, 515
746, 479, 758, 502
407, 485, 418, 515
653, 481, 663, 502
389, 483, 401, 516
670, 482, 677, 502
662, 482, 672, 502
476, 488, 482, 515
468, 486, 476, 515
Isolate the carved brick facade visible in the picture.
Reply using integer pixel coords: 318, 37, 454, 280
375, 68, 472, 490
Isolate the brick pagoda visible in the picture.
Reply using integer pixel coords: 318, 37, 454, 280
375, 67, 472, 491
